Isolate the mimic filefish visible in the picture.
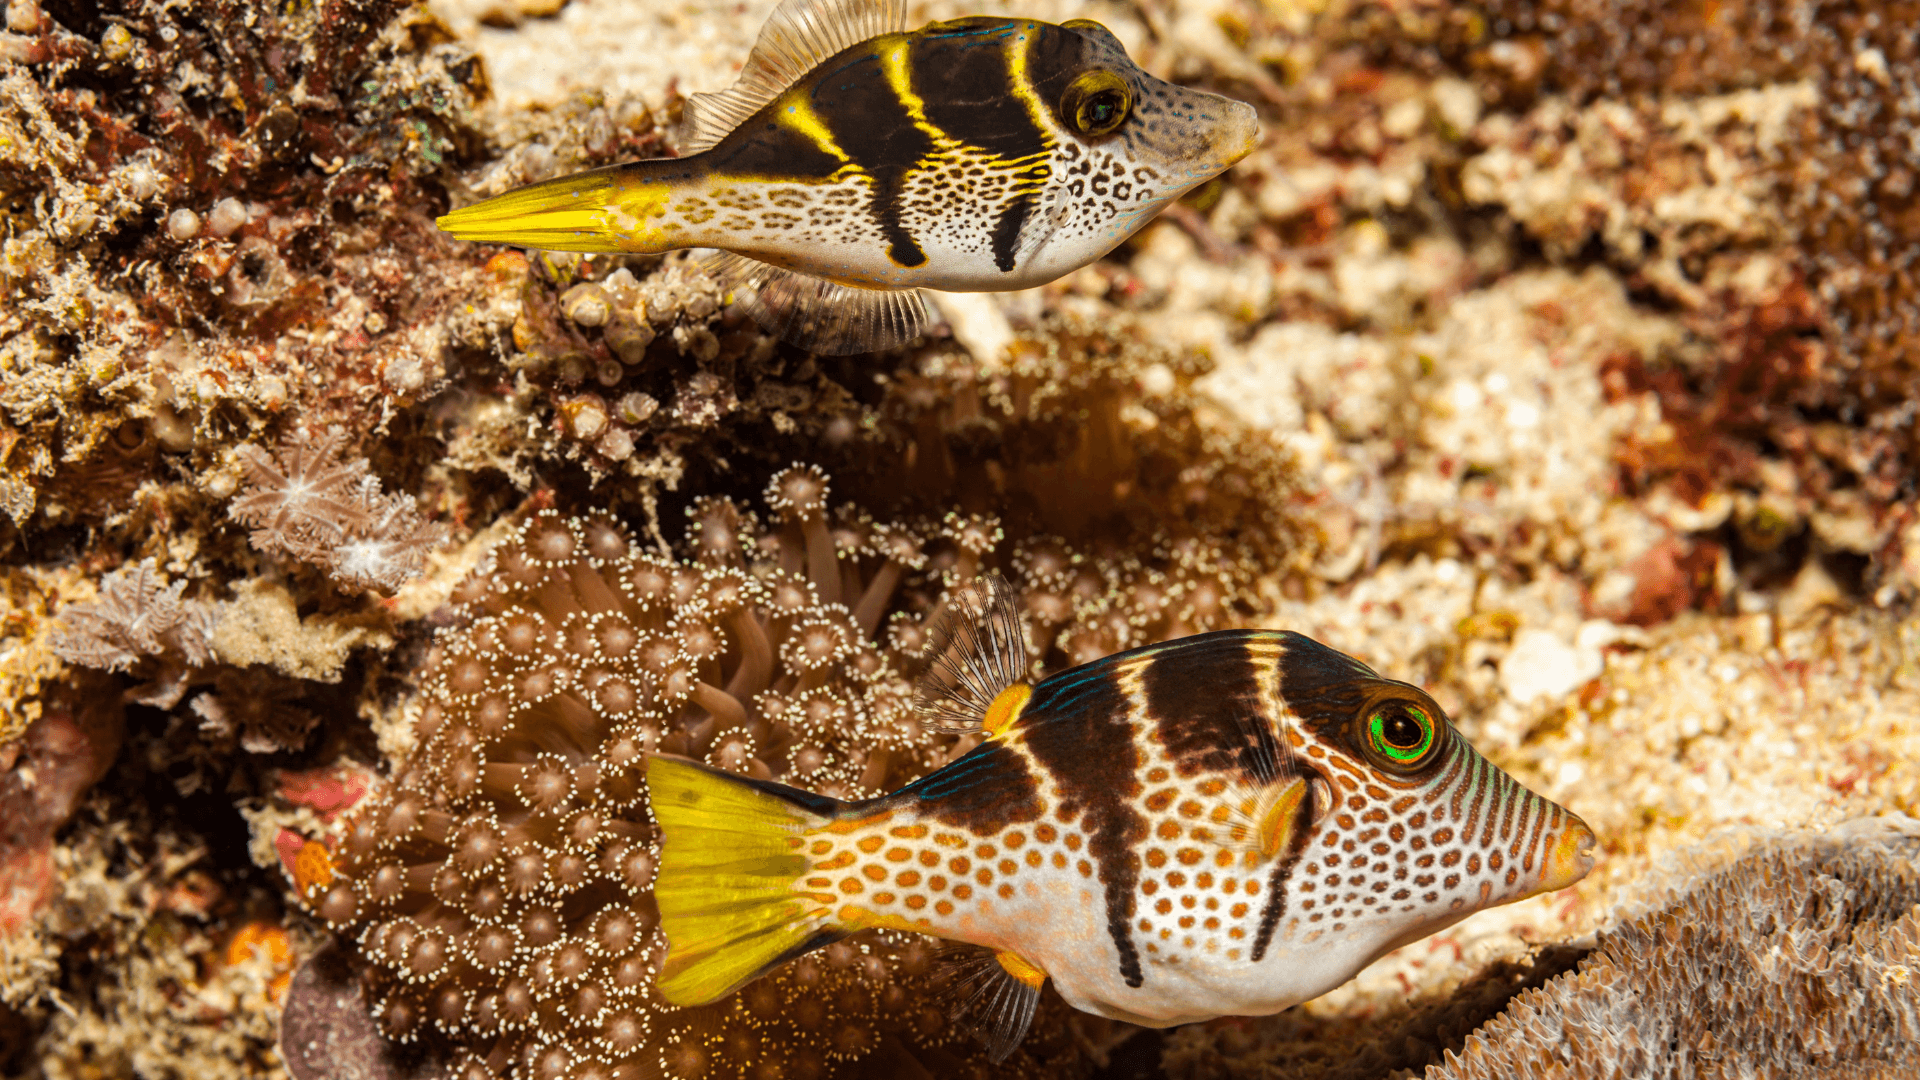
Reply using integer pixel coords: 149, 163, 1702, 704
436, 0, 1259, 355
646, 577, 1598, 1060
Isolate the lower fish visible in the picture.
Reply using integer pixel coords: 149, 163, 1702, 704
647, 577, 1597, 1060
436, 0, 1259, 354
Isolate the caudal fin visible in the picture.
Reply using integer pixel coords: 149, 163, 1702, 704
646, 755, 849, 1004
436, 163, 671, 253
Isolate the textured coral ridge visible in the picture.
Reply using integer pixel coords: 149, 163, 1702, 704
311, 470, 1085, 1079
1431, 818, 1920, 1079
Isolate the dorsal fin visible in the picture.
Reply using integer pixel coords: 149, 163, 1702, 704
681, 0, 909, 154
912, 574, 1030, 734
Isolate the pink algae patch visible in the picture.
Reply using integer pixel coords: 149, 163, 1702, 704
275, 765, 369, 822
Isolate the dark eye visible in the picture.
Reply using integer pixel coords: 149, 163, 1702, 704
1364, 703, 1437, 770
1061, 70, 1132, 137
1084, 91, 1122, 126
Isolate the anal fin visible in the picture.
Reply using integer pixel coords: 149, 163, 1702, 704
911, 574, 1032, 734
940, 946, 1045, 1064
705, 252, 927, 355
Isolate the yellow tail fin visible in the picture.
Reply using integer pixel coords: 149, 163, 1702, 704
436, 163, 673, 253
646, 755, 847, 1005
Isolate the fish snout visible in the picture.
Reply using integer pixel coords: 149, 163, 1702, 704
1539, 813, 1597, 893
1218, 100, 1261, 165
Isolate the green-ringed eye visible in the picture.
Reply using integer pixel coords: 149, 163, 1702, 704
1061, 70, 1131, 138
1365, 703, 1436, 769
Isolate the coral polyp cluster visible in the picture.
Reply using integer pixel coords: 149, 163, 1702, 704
309, 470, 1080, 1078
229, 431, 446, 593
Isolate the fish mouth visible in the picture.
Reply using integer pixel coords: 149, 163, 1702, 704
1216, 100, 1261, 167
1538, 814, 1598, 893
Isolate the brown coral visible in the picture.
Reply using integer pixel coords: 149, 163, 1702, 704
1456, 0, 1920, 599
50, 557, 222, 710
50, 558, 216, 674
302, 471, 1091, 1079
827, 318, 1314, 668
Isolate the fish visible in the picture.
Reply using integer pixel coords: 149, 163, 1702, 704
436, 0, 1260, 355
645, 575, 1598, 1061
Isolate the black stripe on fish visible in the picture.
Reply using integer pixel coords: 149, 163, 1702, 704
1020, 657, 1148, 988
807, 45, 933, 268
909, 20, 1058, 165
705, 112, 847, 182
1140, 633, 1268, 779
1271, 631, 1386, 744
988, 186, 1039, 273
890, 741, 1044, 833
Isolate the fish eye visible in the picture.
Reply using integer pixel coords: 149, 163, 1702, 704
1061, 70, 1131, 138
1362, 702, 1438, 771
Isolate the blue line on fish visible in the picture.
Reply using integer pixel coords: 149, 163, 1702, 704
646, 574, 1599, 1063
436, 0, 1261, 354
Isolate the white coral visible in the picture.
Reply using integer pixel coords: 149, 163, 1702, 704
228, 431, 444, 593
52, 559, 219, 673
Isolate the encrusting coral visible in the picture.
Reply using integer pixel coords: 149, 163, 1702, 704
296, 469, 1097, 1080
1429, 817, 1920, 1080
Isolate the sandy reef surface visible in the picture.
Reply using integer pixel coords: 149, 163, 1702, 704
0, 0, 1916, 1076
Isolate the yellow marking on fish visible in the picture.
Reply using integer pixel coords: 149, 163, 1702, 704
983, 682, 1032, 738
822, 812, 890, 834
1001, 24, 1057, 152
603, 182, 676, 235
995, 949, 1047, 989
837, 905, 935, 933
878, 37, 944, 143
776, 96, 852, 166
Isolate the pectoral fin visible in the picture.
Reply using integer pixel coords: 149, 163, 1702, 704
1207, 714, 1310, 860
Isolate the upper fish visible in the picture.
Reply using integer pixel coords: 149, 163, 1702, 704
646, 576, 1598, 1062
436, 0, 1261, 354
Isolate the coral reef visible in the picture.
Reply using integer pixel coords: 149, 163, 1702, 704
1430, 817, 1920, 1079
0, 0, 508, 537
302, 476, 1108, 1078
2, 0, 1917, 1077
